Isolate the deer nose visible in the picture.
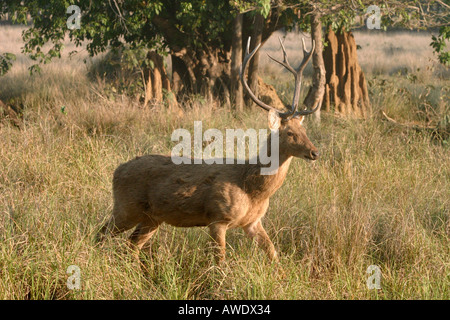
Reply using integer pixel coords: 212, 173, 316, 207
311, 150, 320, 160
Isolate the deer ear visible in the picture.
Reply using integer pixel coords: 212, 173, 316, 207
268, 109, 281, 131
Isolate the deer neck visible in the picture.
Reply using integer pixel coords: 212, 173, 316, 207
258, 152, 293, 198
244, 134, 293, 200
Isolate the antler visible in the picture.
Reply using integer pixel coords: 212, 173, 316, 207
239, 38, 288, 116
240, 37, 320, 119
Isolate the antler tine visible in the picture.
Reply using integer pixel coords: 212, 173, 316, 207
289, 38, 316, 113
267, 37, 296, 76
266, 37, 317, 116
240, 37, 288, 117
240, 37, 320, 120
298, 38, 315, 74
291, 38, 320, 116
294, 96, 322, 116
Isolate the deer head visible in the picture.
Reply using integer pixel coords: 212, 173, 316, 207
240, 37, 320, 161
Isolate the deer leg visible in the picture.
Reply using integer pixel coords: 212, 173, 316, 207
129, 218, 160, 255
244, 220, 278, 261
209, 222, 228, 263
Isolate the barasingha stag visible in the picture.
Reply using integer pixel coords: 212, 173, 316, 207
97, 37, 321, 263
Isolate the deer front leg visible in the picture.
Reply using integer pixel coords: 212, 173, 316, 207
209, 222, 228, 263
244, 220, 278, 261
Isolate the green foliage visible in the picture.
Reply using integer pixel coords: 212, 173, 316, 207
431, 26, 450, 66
1, 0, 448, 75
0, 0, 238, 74
256, 0, 272, 18
0, 53, 16, 76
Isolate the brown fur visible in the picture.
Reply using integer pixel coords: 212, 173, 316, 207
96, 115, 319, 262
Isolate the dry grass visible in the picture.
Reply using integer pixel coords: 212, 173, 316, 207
354, 30, 448, 78
0, 25, 449, 300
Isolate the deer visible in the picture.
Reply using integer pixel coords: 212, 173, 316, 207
96, 37, 321, 263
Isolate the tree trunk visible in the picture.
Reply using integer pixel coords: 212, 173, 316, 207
144, 51, 176, 108
322, 28, 370, 117
171, 55, 189, 94
246, 13, 264, 108
152, 10, 286, 109
231, 13, 244, 112
303, 12, 326, 122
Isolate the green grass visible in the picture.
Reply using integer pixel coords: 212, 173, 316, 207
0, 26, 449, 299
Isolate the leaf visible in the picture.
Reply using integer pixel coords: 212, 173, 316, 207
29, 64, 42, 75
4, 53, 16, 61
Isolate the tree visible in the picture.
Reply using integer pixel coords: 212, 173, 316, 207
0, 1, 299, 104
230, 13, 244, 112
245, 12, 265, 107
1, 0, 448, 114
142, 50, 173, 107
303, 11, 326, 121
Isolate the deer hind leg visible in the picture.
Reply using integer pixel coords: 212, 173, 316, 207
209, 222, 228, 264
244, 220, 278, 261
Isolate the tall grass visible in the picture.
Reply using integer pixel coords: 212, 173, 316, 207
0, 26, 449, 299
